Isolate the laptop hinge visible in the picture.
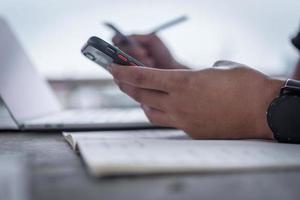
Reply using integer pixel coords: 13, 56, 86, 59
0, 96, 20, 130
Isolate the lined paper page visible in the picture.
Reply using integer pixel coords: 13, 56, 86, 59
77, 139, 300, 176
63, 130, 189, 150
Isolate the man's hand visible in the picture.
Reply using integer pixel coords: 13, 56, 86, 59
112, 34, 187, 69
108, 61, 284, 140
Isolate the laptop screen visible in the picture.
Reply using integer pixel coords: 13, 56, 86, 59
0, 18, 61, 122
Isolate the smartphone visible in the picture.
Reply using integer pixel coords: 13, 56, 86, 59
81, 36, 144, 70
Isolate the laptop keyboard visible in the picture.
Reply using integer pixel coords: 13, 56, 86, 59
23, 108, 149, 125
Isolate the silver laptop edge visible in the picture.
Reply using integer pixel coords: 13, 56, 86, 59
0, 17, 158, 131
0, 17, 61, 124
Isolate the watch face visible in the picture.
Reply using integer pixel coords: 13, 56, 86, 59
267, 95, 300, 143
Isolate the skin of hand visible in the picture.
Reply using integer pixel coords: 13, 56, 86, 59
108, 60, 284, 140
112, 34, 188, 69
293, 58, 300, 80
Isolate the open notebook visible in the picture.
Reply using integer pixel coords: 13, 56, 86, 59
63, 130, 300, 177
63, 129, 189, 150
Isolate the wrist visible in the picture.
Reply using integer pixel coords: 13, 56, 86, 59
256, 78, 285, 139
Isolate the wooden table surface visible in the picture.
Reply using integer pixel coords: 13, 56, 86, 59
1, 131, 300, 200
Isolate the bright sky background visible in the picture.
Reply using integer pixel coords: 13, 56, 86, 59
0, 0, 299, 79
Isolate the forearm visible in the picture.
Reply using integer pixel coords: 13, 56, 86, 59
292, 58, 300, 80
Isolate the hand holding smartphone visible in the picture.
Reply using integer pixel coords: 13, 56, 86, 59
82, 16, 188, 70
81, 36, 144, 70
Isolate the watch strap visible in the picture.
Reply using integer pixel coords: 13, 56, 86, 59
280, 79, 300, 95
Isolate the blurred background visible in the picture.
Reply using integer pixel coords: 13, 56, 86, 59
0, 0, 299, 109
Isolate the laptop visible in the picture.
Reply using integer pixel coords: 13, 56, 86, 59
0, 17, 154, 131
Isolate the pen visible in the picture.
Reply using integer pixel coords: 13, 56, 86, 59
103, 15, 188, 45
103, 22, 135, 45
150, 15, 188, 34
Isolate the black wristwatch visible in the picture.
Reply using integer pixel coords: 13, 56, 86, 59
267, 79, 300, 143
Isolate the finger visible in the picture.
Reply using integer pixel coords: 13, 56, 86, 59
117, 82, 168, 111
113, 34, 146, 55
113, 34, 158, 48
141, 105, 174, 127
112, 34, 133, 46
113, 40, 147, 58
109, 64, 177, 92
128, 34, 158, 46
112, 35, 123, 45
140, 57, 155, 67
118, 47, 155, 67
119, 46, 153, 66
113, 35, 151, 63
121, 45, 148, 60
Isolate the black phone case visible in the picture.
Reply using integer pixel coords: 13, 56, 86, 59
81, 36, 144, 70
